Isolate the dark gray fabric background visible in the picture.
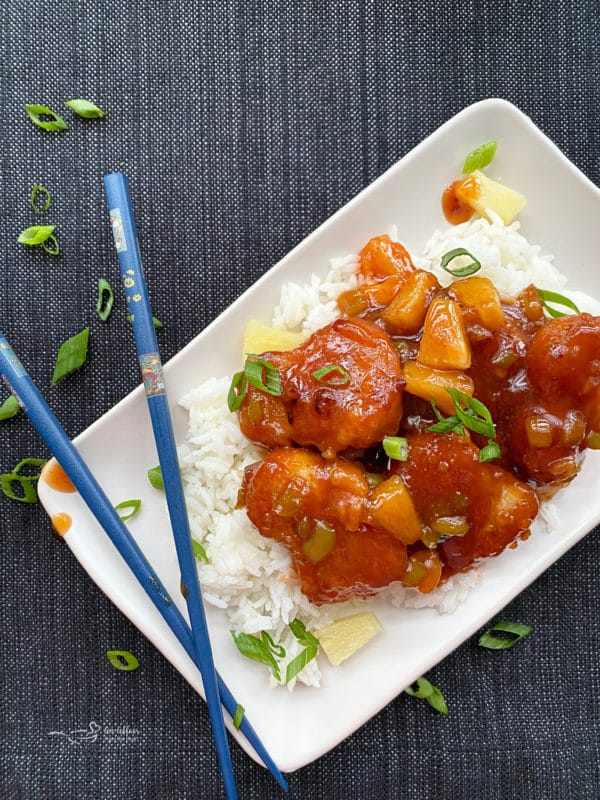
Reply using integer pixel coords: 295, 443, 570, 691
1, 1, 598, 798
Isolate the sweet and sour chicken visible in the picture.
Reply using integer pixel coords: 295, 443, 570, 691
237, 234, 600, 604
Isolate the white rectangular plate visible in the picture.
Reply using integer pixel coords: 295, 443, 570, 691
38, 99, 600, 772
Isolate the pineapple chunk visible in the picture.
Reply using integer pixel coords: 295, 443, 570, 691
369, 475, 422, 544
418, 298, 471, 370
450, 276, 505, 331
380, 271, 440, 336
456, 170, 526, 225
317, 612, 383, 667
242, 319, 305, 358
403, 360, 474, 415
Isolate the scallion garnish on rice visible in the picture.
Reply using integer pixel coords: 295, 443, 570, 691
231, 623, 319, 683
286, 620, 320, 683
312, 364, 350, 386
478, 621, 532, 649
537, 289, 580, 318
230, 630, 283, 682
382, 436, 409, 461
192, 539, 209, 563
441, 247, 481, 278
261, 630, 286, 659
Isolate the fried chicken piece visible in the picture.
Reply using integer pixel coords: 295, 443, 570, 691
390, 433, 538, 572
526, 313, 600, 430
243, 447, 409, 603
239, 318, 404, 456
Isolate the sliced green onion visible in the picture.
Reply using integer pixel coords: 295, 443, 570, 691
30, 183, 52, 215
147, 465, 164, 490
192, 539, 209, 563
24, 104, 68, 132
286, 644, 319, 683
114, 499, 141, 521
312, 364, 350, 386
230, 630, 282, 681
405, 676, 434, 699
405, 677, 448, 715
42, 234, 60, 256
233, 703, 245, 730
478, 621, 533, 650
1, 472, 39, 503
97, 278, 114, 322
51, 328, 90, 385
446, 389, 496, 439
0, 395, 21, 422
228, 355, 282, 412
244, 355, 282, 396
152, 316, 164, 329
289, 618, 320, 649
106, 650, 140, 671
227, 370, 247, 412
441, 248, 481, 278
427, 415, 464, 435
13, 457, 47, 479
17, 225, 55, 245
261, 630, 287, 660
427, 399, 465, 435
285, 620, 320, 683
537, 289, 580, 318
479, 439, 501, 463
1, 456, 46, 501
382, 436, 409, 461
65, 99, 105, 118
462, 141, 497, 174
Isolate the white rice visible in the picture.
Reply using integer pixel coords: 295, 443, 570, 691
179, 214, 595, 688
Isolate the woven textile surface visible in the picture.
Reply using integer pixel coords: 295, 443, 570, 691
1, 1, 599, 798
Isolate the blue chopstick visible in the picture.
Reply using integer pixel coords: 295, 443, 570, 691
0, 334, 287, 792
102, 172, 242, 796
102, 173, 236, 798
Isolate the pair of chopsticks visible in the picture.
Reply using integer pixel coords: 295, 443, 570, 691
0, 176, 287, 796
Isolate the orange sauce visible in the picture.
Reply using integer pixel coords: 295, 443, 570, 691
442, 179, 476, 225
41, 458, 76, 493
51, 512, 72, 537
